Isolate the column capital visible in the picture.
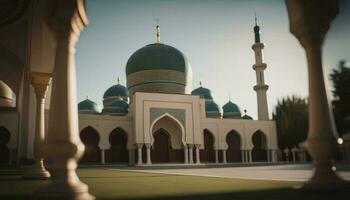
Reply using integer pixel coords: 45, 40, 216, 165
31, 72, 52, 99
136, 143, 144, 148
194, 144, 201, 148
145, 143, 151, 148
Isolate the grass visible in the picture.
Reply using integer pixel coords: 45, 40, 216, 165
0, 168, 349, 200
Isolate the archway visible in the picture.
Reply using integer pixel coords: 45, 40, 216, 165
252, 130, 268, 162
107, 127, 128, 163
0, 127, 11, 165
79, 126, 101, 163
152, 129, 170, 163
226, 130, 242, 162
200, 129, 215, 162
151, 115, 184, 163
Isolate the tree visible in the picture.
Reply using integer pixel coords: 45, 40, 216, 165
272, 96, 308, 149
330, 60, 350, 136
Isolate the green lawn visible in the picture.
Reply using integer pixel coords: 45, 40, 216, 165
0, 168, 348, 200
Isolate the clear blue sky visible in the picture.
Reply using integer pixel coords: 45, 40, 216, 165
76, 0, 350, 119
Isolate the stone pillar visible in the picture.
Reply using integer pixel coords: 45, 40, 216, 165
101, 149, 105, 164
188, 144, 194, 164
248, 150, 252, 163
285, 0, 349, 189
215, 149, 219, 163
241, 150, 245, 163
184, 145, 189, 164
195, 144, 200, 164
145, 143, 152, 165
244, 150, 248, 163
23, 72, 51, 179
35, 1, 95, 199
267, 150, 271, 163
128, 149, 135, 165
222, 150, 227, 164
272, 150, 277, 163
136, 143, 143, 165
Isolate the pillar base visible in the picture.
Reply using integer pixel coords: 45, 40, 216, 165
302, 165, 350, 190
35, 180, 95, 200
22, 166, 51, 180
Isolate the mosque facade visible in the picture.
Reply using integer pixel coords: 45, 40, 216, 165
0, 19, 279, 166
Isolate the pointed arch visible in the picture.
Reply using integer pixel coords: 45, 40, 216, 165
107, 127, 129, 163
79, 126, 101, 163
200, 129, 216, 163
252, 130, 268, 162
150, 113, 185, 146
226, 129, 242, 162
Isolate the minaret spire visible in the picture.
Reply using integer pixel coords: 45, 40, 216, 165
254, 13, 261, 43
156, 19, 160, 43
252, 17, 269, 120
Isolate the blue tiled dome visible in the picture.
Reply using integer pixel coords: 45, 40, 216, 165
102, 98, 129, 116
191, 86, 213, 99
78, 98, 100, 114
103, 83, 129, 99
205, 100, 221, 118
222, 101, 241, 119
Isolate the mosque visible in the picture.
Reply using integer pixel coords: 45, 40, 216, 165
0, 18, 278, 166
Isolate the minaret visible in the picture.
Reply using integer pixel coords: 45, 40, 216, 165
252, 15, 269, 120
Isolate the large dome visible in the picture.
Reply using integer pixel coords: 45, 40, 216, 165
222, 101, 241, 119
191, 86, 213, 100
126, 43, 192, 96
103, 84, 129, 99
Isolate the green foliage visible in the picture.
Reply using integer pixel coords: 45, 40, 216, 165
330, 60, 350, 135
272, 96, 308, 149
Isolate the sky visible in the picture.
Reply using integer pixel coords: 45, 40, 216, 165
76, 0, 350, 119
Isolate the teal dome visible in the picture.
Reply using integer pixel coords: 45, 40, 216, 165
102, 98, 129, 116
242, 109, 253, 120
126, 43, 189, 75
205, 100, 221, 118
78, 99, 100, 114
103, 83, 129, 99
222, 101, 241, 119
191, 86, 213, 99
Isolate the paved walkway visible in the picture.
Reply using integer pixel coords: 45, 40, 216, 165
119, 164, 350, 182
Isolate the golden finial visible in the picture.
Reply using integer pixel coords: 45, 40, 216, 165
156, 19, 160, 43
199, 81, 202, 87
117, 77, 120, 85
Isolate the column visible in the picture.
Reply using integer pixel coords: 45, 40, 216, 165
195, 144, 200, 164
244, 150, 248, 163
248, 150, 252, 163
128, 149, 135, 165
23, 72, 51, 179
272, 150, 277, 163
241, 150, 245, 163
267, 150, 271, 163
222, 150, 227, 164
184, 145, 189, 164
35, 1, 94, 199
285, 0, 349, 189
137, 143, 143, 165
101, 149, 105, 164
215, 149, 219, 163
145, 143, 152, 165
189, 144, 194, 164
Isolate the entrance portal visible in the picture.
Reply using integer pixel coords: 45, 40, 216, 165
79, 127, 101, 163
0, 127, 10, 165
226, 130, 242, 162
108, 128, 129, 163
200, 129, 215, 162
252, 130, 268, 162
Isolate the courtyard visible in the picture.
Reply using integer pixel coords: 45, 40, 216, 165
0, 164, 349, 200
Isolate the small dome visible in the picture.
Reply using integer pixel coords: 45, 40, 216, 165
78, 98, 100, 114
0, 80, 14, 107
191, 86, 213, 99
103, 83, 129, 99
242, 109, 253, 120
222, 101, 241, 119
205, 100, 221, 118
102, 98, 129, 116
126, 43, 189, 75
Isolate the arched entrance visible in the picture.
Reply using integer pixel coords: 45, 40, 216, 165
0, 127, 10, 165
226, 130, 242, 162
252, 130, 268, 162
200, 129, 215, 162
79, 127, 101, 163
107, 128, 128, 163
151, 115, 184, 163
152, 129, 170, 163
